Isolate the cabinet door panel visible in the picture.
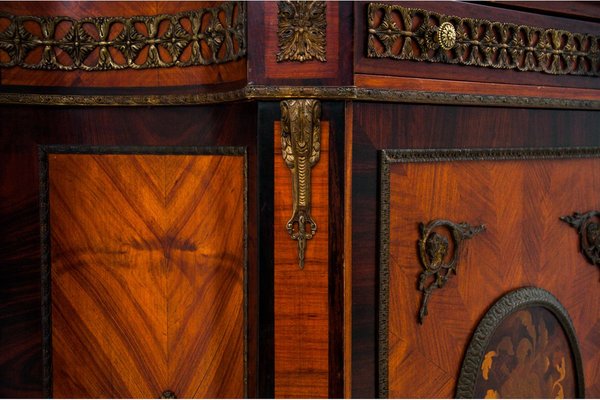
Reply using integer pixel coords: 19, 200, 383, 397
380, 151, 600, 398
47, 152, 245, 398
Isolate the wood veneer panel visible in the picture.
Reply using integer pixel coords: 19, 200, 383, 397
274, 122, 329, 398
385, 157, 600, 397
48, 153, 245, 398
0, 103, 258, 398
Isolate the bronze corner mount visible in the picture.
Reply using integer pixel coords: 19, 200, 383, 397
561, 210, 600, 268
417, 219, 485, 324
277, 1, 327, 63
280, 98, 321, 269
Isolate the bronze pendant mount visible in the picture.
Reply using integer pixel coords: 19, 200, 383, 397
560, 210, 600, 268
280, 99, 321, 269
417, 219, 485, 324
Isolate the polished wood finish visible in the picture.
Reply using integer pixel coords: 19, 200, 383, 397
274, 121, 329, 398
352, 103, 600, 398
49, 153, 245, 398
0, 1, 599, 398
0, 2, 246, 89
387, 158, 600, 397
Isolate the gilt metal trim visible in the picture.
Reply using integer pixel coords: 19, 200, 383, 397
417, 220, 485, 324
2, 85, 600, 109
280, 99, 321, 269
561, 210, 600, 268
367, 3, 600, 76
277, 1, 326, 63
456, 287, 585, 398
0, 2, 246, 71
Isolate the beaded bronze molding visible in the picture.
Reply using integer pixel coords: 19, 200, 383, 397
280, 99, 321, 269
561, 210, 600, 268
2, 85, 599, 109
367, 3, 600, 76
0, 2, 246, 71
418, 219, 485, 324
277, 1, 326, 63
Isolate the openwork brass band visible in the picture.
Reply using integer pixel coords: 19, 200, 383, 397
417, 219, 485, 324
277, 1, 326, 63
561, 210, 600, 268
280, 99, 321, 269
0, 2, 246, 71
367, 3, 600, 76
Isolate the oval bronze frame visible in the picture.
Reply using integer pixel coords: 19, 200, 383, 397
455, 287, 585, 398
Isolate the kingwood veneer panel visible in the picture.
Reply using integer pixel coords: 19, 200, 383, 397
48, 153, 245, 398
273, 122, 329, 398
384, 155, 600, 397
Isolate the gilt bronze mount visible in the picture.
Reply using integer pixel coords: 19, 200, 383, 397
417, 219, 485, 324
367, 2, 600, 76
280, 99, 321, 269
0, 2, 246, 71
561, 210, 600, 268
277, 1, 327, 63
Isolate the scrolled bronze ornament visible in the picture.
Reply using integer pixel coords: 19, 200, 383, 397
0, 2, 246, 71
418, 219, 485, 324
277, 1, 326, 63
280, 99, 321, 269
560, 210, 600, 268
367, 3, 600, 76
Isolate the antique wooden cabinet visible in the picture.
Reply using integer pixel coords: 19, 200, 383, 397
0, 1, 599, 398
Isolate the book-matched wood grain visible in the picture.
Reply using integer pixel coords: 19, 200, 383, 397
48, 153, 245, 398
386, 158, 600, 398
273, 122, 329, 398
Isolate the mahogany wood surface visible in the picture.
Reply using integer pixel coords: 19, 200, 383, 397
354, 1, 600, 91
351, 102, 600, 398
0, 2, 247, 89
274, 121, 329, 398
0, 103, 259, 398
387, 158, 600, 397
49, 153, 245, 398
